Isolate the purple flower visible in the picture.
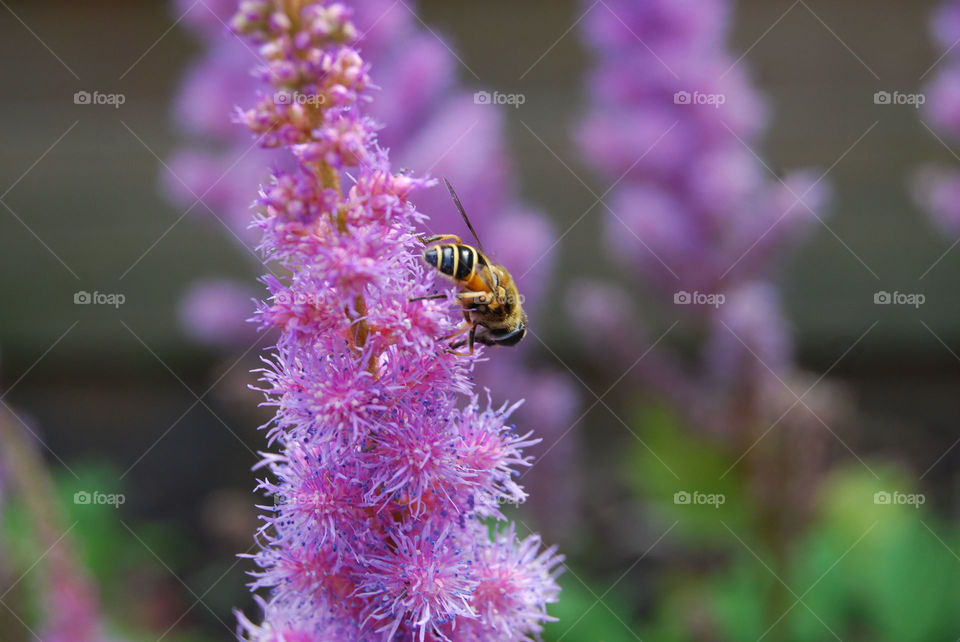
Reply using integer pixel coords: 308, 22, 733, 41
914, 166, 960, 236
174, 39, 258, 139
918, 1, 960, 236
925, 64, 960, 137
705, 281, 793, 383
458, 525, 562, 641
932, 0, 960, 50
577, 0, 828, 298
178, 279, 260, 348
227, 3, 561, 638
166, 0, 582, 545
570, 0, 835, 439
358, 521, 478, 637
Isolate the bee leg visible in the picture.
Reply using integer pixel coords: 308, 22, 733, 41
418, 233, 462, 245
408, 293, 448, 303
456, 290, 492, 309
411, 291, 490, 306
449, 323, 477, 357
439, 320, 471, 342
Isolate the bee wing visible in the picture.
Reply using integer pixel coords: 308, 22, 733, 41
443, 178, 486, 254
477, 264, 503, 304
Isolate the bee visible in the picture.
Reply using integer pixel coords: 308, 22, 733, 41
413, 178, 527, 355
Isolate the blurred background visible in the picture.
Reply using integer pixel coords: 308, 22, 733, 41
2, 0, 959, 640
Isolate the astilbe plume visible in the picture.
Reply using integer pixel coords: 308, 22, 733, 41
167, 0, 581, 543
573, 0, 830, 401
227, 3, 561, 639
571, 0, 842, 550
576, 0, 829, 291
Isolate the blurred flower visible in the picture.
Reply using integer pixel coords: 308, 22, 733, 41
173, 39, 257, 139
577, 0, 828, 297
572, 0, 834, 446
932, 0, 960, 52
178, 278, 259, 349
705, 281, 793, 385
175, 0, 238, 36
229, 4, 561, 638
914, 166, 960, 236
566, 280, 646, 357
572, 0, 837, 543
42, 565, 106, 642
0, 409, 111, 642
917, 1, 960, 237
564, 279, 711, 430
924, 64, 960, 138
485, 208, 556, 310
504, 368, 583, 539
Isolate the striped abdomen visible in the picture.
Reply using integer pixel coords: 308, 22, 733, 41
424, 243, 487, 289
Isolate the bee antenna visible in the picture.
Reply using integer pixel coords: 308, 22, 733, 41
443, 177, 485, 254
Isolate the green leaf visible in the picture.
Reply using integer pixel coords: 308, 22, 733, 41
623, 403, 750, 542
544, 572, 643, 642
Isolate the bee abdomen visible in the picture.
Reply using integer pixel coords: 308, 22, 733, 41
425, 244, 477, 282
456, 246, 475, 279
